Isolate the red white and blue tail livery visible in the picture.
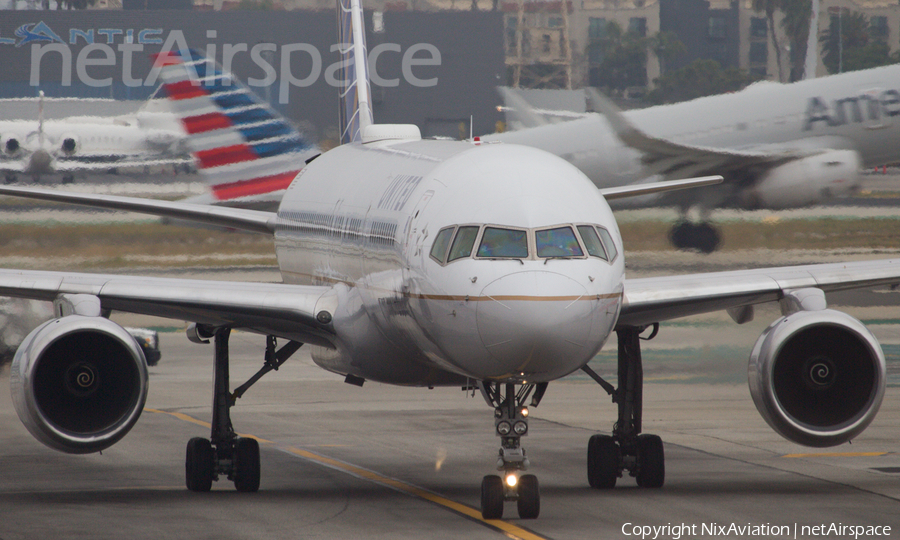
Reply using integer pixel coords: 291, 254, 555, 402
156, 49, 319, 207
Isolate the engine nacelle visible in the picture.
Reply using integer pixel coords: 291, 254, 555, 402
10, 315, 149, 454
3, 135, 21, 155
744, 150, 861, 209
60, 133, 78, 155
748, 309, 885, 447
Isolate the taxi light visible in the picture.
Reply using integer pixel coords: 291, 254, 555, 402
520, 407, 529, 418
497, 421, 512, 435
505, 473, 518, 488
513, 421, 528, 435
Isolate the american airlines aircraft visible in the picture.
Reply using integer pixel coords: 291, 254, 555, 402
490, 65, 900, 252
0, 92, 190, 184
0, 2, 896, 521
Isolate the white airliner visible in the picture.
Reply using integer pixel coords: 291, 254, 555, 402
490, 66, 900, 252
0, 92, 190, 184
0, 1, 896, 521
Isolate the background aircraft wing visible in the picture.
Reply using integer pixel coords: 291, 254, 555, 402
619, 258, 900, 327
54, 155, 194, 172
0, 269, 337, 348
585, 88, 800, 178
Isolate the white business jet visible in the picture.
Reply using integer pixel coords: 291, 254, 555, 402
0, 0, 895, 521
0, 92, 191, 184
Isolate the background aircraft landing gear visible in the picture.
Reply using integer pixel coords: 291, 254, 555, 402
478, 382, 547, 519
582, 326, 665, 489
669, 221, 721, 253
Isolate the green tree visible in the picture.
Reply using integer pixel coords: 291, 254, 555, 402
780, 0, 811, 81
820, 11, 897, 73
644, 59, 758, 105
648, 31, 686, 76
587, 22, 663, 94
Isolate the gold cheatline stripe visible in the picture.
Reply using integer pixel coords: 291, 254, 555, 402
147, 409, 549, 540
782, 451, 890, 458
280, 269, 622, 302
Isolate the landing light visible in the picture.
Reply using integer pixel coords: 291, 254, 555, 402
497, 421, 512, 435
513, 421, 528, 435
505, 473, 518, 488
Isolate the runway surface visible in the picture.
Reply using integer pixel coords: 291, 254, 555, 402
1, 325, 898, 539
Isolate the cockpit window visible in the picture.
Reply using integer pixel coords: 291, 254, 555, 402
477, 227, 528, 258
430, 226, 455, 263
536, 227, 583, 258
596, 227, 618, 261
577, 225, 608, 260
448, 226, 480, 261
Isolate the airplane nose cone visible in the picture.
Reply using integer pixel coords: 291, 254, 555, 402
27, 149, 53, 174
476, 271, 597, 380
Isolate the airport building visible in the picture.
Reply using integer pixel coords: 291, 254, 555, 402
1, 0, 897, 132
0, 10, 505, 141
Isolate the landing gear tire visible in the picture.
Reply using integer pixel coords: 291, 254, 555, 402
635, 434, 665, 488
185, 437, 214, 492
587, 434, 619, 489
516, 474, 540, 519
233, 437, 261, 492
481, 475, 504, 520
669, 221, 721, 253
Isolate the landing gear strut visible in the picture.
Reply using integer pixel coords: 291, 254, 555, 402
185, 329, 301, 492
582, 326, 665, 489
478, 382, 547, 519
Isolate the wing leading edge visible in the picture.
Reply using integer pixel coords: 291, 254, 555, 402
0, 185, 276, 235
619, 258, 900, 328
0, 269, 337, 348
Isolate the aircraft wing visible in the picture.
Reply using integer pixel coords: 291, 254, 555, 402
619, 258, 900, 327
54, 155, 194, 172
0, 185, 276, 234
585, 88, 801, 178
0, 269, 337, 348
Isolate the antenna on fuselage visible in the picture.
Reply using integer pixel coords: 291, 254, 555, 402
337, 0, 375, 144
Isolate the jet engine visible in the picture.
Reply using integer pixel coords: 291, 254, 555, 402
744, 150, 861, 209
3, 136, 21, 155
60, 133, 78, 155
10, 315, 149, 454
748, 309, 885, 447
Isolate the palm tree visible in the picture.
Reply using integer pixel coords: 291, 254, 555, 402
820, 10, 869, 73
780, 0, 811, 81
752, 0, 785, 81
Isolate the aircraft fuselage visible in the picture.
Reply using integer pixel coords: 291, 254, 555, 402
274, 140, 623, 386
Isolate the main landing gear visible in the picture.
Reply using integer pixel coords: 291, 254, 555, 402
669, 221, 721, 254
581, 326, 665, 489
477, 382, 547, 520
185, 328, 302, 492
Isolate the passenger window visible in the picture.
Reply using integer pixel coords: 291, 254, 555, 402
597, 227, 618, 261
577, 225, 608, 260
448, 226, 480, 261
430, 227, 455, 263
477, 227, 528, 258
536, 227, 583, 258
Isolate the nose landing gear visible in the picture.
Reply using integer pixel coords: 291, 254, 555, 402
478, 382, 546, 519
